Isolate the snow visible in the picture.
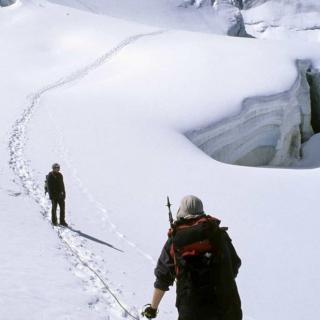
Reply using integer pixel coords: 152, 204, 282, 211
0, 189, 102, 320
243, 0, 320, 42
1, 1, 320, 320
49, 0, 226, 34
186, 60, 318, 167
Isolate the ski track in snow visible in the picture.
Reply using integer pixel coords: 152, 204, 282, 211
8, 30, 164, 320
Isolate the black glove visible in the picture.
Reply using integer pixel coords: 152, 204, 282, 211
141, 304, 157, 319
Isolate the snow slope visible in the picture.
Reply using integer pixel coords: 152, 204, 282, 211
1, 1, 320, 320
49, 0, 226, 34
49, 0, 249, 36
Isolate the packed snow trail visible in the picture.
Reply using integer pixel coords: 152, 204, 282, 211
8, 30, 165, 320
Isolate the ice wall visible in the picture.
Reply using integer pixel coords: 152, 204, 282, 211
307, 69, 320, 133
213, 0, 249, 37
186, 60, 320, 167
242, 0, 268, 9
0, 0, 16, 7
181, 0, 249, 37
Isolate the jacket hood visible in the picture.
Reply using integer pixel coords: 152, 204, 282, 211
176, 195, 204, 220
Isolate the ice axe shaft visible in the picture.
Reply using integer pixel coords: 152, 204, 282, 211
166, 196, 174, 228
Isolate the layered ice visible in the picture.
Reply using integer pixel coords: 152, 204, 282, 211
186, 60, 320, 167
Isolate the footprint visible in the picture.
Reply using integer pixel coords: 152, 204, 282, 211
7, 190, 22, 197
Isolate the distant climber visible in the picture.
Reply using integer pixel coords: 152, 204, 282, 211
142, 195, 242, 320
45, 163, 68, 227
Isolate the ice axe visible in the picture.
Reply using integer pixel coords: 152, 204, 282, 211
166, 196, 174, 228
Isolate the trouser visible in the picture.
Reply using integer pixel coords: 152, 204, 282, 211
51, 198, 65, 223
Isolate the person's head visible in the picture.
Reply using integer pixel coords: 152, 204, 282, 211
176, 195, 204, 220
52, 163, 60, 173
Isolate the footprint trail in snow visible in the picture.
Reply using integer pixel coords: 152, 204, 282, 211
8, 30, 164, 320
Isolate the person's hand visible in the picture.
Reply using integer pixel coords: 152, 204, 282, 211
141, 304, 157, 319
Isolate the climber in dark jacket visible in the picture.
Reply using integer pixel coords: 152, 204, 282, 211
46, 163, 68, 227
142, 195, 242, 320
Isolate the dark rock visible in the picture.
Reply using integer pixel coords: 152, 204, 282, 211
0, 0, 16, 7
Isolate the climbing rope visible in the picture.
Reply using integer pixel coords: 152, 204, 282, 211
57, 229, 140, 320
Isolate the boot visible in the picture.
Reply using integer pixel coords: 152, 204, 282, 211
59, 200, 67, 226
60, 220, 68, 227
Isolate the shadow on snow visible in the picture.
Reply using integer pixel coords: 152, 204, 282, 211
67, 226, 124, 253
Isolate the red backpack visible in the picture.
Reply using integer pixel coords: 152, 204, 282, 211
168, 215, 223, 276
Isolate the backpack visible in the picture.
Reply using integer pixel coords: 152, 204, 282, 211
44, 174, 49, 194
168, 215, 224, 305
168, 215, 222, 273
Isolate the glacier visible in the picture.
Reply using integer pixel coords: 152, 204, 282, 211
186, 60, 320, 167
2, 1, 320, 320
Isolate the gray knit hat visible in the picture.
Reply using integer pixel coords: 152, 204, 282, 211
176, 195, 204, 220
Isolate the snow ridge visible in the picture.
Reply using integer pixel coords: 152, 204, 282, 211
8, 30, 165, 319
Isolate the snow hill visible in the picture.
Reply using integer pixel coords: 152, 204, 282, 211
1, 1, 320, 320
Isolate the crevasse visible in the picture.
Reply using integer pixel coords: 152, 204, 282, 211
186, 60, 320, 167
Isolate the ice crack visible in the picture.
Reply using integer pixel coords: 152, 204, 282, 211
186, 60, 320, 168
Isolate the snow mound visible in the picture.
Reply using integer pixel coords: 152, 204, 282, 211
187, 61, 320, 167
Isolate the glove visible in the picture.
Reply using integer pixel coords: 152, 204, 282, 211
141, 304, 158, 319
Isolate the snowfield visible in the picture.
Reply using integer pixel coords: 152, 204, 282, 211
1, 1, 320, 320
